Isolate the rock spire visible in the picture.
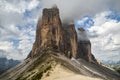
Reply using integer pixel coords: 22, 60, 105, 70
27, 7, 97, 63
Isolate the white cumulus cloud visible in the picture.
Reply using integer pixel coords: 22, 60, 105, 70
87, 11, 120, 61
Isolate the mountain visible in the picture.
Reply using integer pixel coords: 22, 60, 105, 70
0, 6, 120, 80
0, 57, 20, 74
27, 6, 96, 63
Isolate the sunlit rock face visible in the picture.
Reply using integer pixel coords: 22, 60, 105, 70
29, 7, 64, 57
27, 7, 97, 63
35, 8, 63, 51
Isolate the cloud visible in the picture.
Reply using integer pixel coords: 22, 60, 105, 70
77, 28, 89, 41
0, 0, 40, 13
18, 39, 33, 58
0, 0, 38, 60
76, 16, 94, 28
41, 0, 120, 23
27, 0, 40, 11
87, 11, 120, 61
0, 24, 21, 41
0, 41, 23, 60
0, 0, 41, 26
0, 41, 14, 51
0, 24, 35, 60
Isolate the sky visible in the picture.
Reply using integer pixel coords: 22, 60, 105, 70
0, 0, 120, 62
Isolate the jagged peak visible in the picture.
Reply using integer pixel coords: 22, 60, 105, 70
42, 7, 59, 17
28, 7, 97, 63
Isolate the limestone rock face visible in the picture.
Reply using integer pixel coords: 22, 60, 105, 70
77, 28, 91, 62
28, 7, 97, 63
77, 28, 98, 63
68, 24, 78, 58
30, 7, 64, 57
77, 40, 91, 62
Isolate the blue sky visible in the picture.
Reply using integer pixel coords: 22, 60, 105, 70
0, 0, 120, 62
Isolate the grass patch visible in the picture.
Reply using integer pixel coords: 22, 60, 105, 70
28, 52, 52, 72
31, 65, 52, 80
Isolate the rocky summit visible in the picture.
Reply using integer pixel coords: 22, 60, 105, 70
0, 7, 120, 80
28, 7, 97, 63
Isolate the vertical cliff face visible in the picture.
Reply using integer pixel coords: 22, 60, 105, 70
77, 40, 91, 62
77, 28, 92, 62
28, 7, 97, 63
69, 24, 78, 58
40, 8, 63, 49
30, 7, 64, 57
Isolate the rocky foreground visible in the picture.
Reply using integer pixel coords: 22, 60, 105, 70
0, 51, 119, 80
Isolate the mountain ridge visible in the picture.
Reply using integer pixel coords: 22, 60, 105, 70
0, 50, 119, 80
0, 57, 20, 74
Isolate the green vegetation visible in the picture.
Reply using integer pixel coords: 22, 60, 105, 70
31, 65, 52, 80
15, 52, 57, 80
107, 64, 120, 74
29, 53, 57, 80
113, 66, 120, 74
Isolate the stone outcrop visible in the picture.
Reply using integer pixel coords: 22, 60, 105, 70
27, 7, 97, 63
29, 7, 64, 57
77, 40, 91, 62
77, 28, 98, 63
77, 28, 91, 62
68, 24, 78, 58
